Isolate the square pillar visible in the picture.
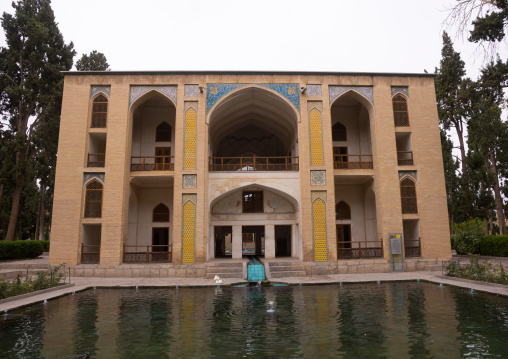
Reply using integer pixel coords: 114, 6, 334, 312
265, 224, 275, 259
232, 225, 242, 259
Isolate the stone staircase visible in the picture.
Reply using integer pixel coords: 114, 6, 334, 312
205, 261, 244, 279
268, 261, 306, 278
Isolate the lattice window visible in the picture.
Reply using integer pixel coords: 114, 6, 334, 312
336, 201, 351, 220
153, 203, 170, 222
243, 191, 264, 213
332, 122, 347, 141
91, 95, 108, 128
84, 180, 103, 218
400, 178, 418, 214
393, 94, 409, 127
155, 122, 172, 142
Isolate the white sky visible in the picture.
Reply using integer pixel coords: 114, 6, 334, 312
0, 0, 500, 78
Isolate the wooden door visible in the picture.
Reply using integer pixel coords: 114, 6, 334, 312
336, 224, 351, 249
333, 147, 348, 169
155, 147, 171, 170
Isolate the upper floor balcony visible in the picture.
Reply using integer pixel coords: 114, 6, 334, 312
209, 155, 299, 172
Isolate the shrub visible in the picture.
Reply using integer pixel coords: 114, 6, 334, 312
445, 254, 508, 285
0, 264, 65, 299
0, 240, 44, 261
479, 235, 508, 257
452, 219, 484, 254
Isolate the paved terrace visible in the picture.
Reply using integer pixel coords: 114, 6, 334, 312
1, 254, 508, 312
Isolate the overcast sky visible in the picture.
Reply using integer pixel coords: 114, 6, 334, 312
0, 0, 502, 79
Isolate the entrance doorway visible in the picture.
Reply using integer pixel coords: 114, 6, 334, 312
214, 226, 232, 257
275, 225, 292, 257
242, 226, 265, 256
333, 147, 348, 169
152, 228, 169, 251
155, 147, 171, 170
336, 224, 351, 250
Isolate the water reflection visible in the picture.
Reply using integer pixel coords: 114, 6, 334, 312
0, 282, 507, 358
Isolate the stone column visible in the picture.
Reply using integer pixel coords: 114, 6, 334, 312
265, 224, 275, 258
232, 225, 242, 259
291, 224, 298, 258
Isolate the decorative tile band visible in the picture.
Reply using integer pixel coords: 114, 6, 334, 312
329, 86, 374, 105
311, 170, 326, 186
307, 84, 322, 96
399, 171, 417, 181
206, 83, 300, 112
182, 194, 197, 264
308, 102, 324, 166
183, 174, 197, 188
391, 86, 409, 98
90, 86, 110, 98
129, 85, 177, 106
83, 173, 105, 185
183, 102, 198, 170
312, 191, 328, 262
185, 84, 199, 97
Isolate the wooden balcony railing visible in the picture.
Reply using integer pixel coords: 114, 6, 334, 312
123, 244, 172, 263
209, 156, 299, 171
131, 156, 175, 171
334, 155, 373, 169
337, 240, 383, 259
87, 153, 105, 167
404, 238, 421, 257
81, 244, 100, 264
397, 151, 414, 166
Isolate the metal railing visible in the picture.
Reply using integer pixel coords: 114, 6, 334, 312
123, 244, 172, 263
81, 244, 100, 264
397, 151, 414, 166
209, 156, 299, 171
87, 153, 105, 167
404, 238, 421, 257
337, 240, 383, 259
333, 155, 373, 169
131, 156, 175, 171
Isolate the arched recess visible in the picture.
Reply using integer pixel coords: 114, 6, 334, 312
400, 176, 418, 214
153, 203, 170, 222
207, 87, 299, 170
90, 93, 109, 128
330, 90, 374, 169
155, 122, 172, 142
392, 94, 410, 126
335, 201, 351, 220
332, 122, 347, 142
129, 91, 176, 171
84, 179, 103, 218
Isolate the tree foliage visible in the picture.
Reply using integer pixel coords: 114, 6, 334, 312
76, 50, 110, 71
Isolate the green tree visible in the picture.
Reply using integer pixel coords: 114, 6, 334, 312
76, 50, 110, 71
0, 0, 75, 241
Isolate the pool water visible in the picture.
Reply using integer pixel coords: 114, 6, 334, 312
1, 282, 507, 358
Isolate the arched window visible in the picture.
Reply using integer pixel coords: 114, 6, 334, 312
332, 122, 347, 141
400, 177, 418, 213
392, 94, 409, 127
155, 122, 172, 142
84, 180, 103, 218
153, 203, 170, 222
91, 95, 108, 128
336, 201, 351, 220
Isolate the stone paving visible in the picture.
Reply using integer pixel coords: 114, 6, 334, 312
1, 254, 508, 313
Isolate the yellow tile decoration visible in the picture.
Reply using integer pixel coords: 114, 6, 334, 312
312, 191, 327, 261
309, 103, 324, 165
182, 194, 196, 264
184, 103, 197, 169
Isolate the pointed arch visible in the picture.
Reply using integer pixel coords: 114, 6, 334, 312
335, 201, 351, 220
400, 177, 417, 213
91, 94, 108, 128
155, 121, 172, 142
153, 203, 170, 222
330, 88, 374, 114
393, 94, 410, 126
84, 179, 103, 218
129, 88, 177, 112
332, 122, 347, 141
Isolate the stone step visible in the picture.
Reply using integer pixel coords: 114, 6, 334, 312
206, 262, 243, 268
267, 261, 303, 267
270, 271, 307, 278
206, 267, 243, 274
269, 265, 305, 272
205, 272, 243, 279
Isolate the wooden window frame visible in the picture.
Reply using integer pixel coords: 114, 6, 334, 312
84, 180, 103, 218
155, 122, 172, 142
153, 203, 170, 222
400, 177, 418, 214
242, 191, 264, 213
393, 94, 410, 127
91, 94, 108, 128
335, 201, 351, 220
332, 122, 347, 142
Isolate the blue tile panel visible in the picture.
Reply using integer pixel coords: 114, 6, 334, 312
247, 263, 266, 282
329, 86, 374, 105
391, 86, 409, 98
206, 83, 300, 112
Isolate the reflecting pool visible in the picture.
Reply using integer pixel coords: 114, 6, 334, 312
1, 282, 508, 358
